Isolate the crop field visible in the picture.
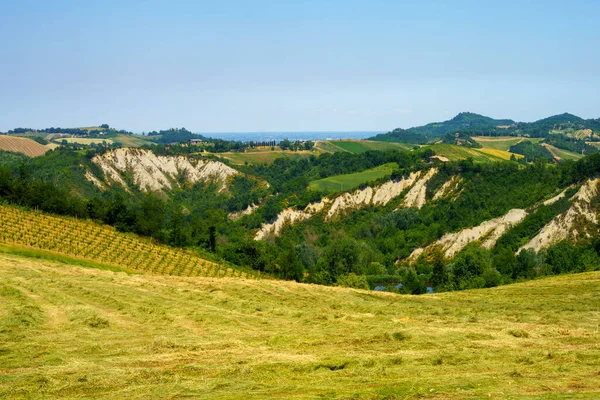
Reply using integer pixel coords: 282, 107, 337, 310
0, 135, 49, 157
473, 136, 543, 151
0, 205, 257, 279
109, 134, 154, 147
428, 144, 527, 162
59, 137, 115, 145
542, 143, 584, 161
309, 162, 397, 193
0, 254, 598, 398
326, 140, 411, 154
218, 149, 315, 165
476, 147, 523, 160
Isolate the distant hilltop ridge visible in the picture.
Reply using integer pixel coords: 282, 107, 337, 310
370, 112, 600, 143
3, 112, 598, 142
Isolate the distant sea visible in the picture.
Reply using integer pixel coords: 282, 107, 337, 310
197, 131, 384, 142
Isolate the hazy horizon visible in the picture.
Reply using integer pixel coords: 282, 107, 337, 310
2, 1, 599, 132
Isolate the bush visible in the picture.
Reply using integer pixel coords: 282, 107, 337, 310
336, 273, 369, 290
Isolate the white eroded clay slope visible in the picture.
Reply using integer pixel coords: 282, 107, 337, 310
408, 208, 528, 262
255, 169, 438, 240
89, 148, 239, 192
519, 178, 600, 253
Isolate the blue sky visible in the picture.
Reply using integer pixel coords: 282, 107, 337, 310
1, 0, 599, 132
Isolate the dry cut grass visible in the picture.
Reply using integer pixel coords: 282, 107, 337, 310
0, 135, 49, 157
0, 253, 598, 399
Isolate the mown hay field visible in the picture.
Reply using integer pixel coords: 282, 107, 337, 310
0, 135, 49, 157
0, 254, 598, 399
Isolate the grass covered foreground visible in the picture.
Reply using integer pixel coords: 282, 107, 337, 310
0, 253, 599, 399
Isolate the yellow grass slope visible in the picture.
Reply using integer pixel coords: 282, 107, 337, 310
0, 135, 50, 157
0, 204, 257, 279
0, 253, 598, 399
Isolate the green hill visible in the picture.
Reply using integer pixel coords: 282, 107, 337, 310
370, 112, 515, 142
371, 112, 600, 143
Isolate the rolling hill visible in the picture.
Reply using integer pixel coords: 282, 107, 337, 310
370, 112, 515, 142
0, 204, 257, 279
0, 253, 598, 398
0, 135, 51, 157
371, 112, 600, 143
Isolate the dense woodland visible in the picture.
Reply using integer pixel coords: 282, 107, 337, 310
2, 114, 600, 293
1, 142, 600, 294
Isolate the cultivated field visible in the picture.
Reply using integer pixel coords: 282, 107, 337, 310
473, 136, 543, 151
427, 144, 513, 162
0, 205, 257, 279
542, 143, 584, 161
217, 149, 315, 165
59, 137, 115, 145
0, 135, 49, 157
324, 140, 411, 154
0, 254, 598, 398
309, 162, 397, 193
110, 134, 154, 147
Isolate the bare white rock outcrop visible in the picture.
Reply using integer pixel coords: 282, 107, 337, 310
519, 178, 600, 253
402, 168, 438, 209
432, 176, 462, 201
255, 170, 431, 240
89, 148, 239, 192
228, 204, 259, 221
84, 169, 106, 190
408, 208, 528, 261
542, 187, 570, 206
254, 208, 312, 240
372, 172, 420, 205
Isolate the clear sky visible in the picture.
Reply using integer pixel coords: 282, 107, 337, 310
1, 0, 599, 133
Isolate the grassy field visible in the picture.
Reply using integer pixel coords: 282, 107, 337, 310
109, 134, 154, 147
217, 149, 316, 165
542, 143, 584, 161
0, 135, 49, 157
0, 253, 598, 398
325, 140, 411, 154
59, 137, 115, 145
473, 136, 543, 151
309, 162, 397, 193
0, 204, 257, 279
428, 144, 517, 162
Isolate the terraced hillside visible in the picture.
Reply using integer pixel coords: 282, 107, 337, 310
0, 205, 257, 279
0, 135, 50, 157
0, 254, 598, 398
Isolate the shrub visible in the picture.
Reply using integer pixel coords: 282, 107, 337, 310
336, 273, 369, 290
